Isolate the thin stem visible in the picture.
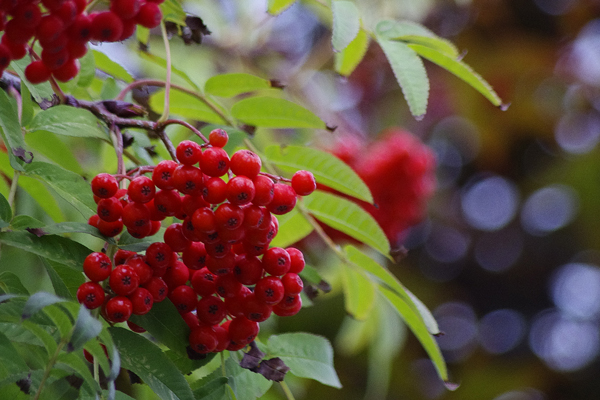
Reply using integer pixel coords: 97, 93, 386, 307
48, 76, 67, 103
279, 381, 296, 400
160, 119, 208, 143
110, 126, 126, 178
156, 130, 178, 161
33, 337, 69, 400
157, 21, 172, 124
297, 199, 347, 261
8, 171, 20, 213
259, 171, 291, 183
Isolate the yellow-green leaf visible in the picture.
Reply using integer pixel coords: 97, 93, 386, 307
267, 0, 297, 15
149, 90, 227, 124
232, 97, 325, 129
335, 28, 369, 76
204, 73, 275, 98
332, 1, 360, 52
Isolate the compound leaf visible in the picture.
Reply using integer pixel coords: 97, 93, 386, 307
335, 27, 369, 76
149, 90, 226, 124
269, 208, 313, 248
27, 106, 108, 140
232, 97, 325, 129
204, 73, 274, 98
92, 50, 134, 83
332, 1, 361, 52
340, 265, 377, 320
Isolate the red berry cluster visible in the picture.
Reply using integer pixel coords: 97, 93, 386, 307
329, 128, 436, 246
0, 0, 164, 84
79, 129, 317, 354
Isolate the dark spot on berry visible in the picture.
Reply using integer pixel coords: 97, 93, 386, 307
123, 276, 131, 285
86, 293, 96, 303
205, 274, 214, 281
161, 171, 171, 181
144, 296, 152, 305
208, 232, 219, 241
185, 148, 193, 156
215, 244, 225, 254
101, 261, 110, 269
156, 253, 165, 261
208, 305, 218, 314
99, 188, 108, 196
227, 218, 238, 227
186, 181, 196, 190
277, 257, 285, 266
218, 161, 226, 170
159, 287, 166, 296
141, 186, 152, 196
265, 288, 274, 298
158, 205, 167, 212
114, 312, 123, 319
197, 256, 206, 265
238, 193, 248, 201
234, 266, 241, 275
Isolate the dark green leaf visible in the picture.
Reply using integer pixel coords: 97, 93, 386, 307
20, 319, 58, 357
225, 357, 271, 400
42, 222, 116, 243
10, 58, 54, 102
340, 265, 377, 320
301, 191, 390, 257
93, 50, 134, 83
25, 131, 84, 175
267, 0, 297, 15
160, 0, 187, 25
0, 272, 29, 295
332, 1, 360, 52
9, 215, 44, 230
165, 350, 215, 375
0, 89, 30, 171
264, 145, 373, 203
23, 161, 97, 218
27, 106, 108, 140
0, 231, 91, 270
0, 331, 30, 377
407, 44, 504, 108
42, 259, 85, 300
68, 306, 102, 352
269, 208, 313, 248
37, 376, 79, 400
20, 82, 34, 127
204, 73, 274, 98
129, 300, 190, 356
191, 373, 230, 400
117, 230, 164, 252
16, 176, 64, 222
55, 352, 101, 395
109, 327, 195, 400
0, 193, 10, 225
149, 90, 226, 124
266, 333, 341, 388
231, 97, 325, 129
77, 50, 96, 88
335, 28, 369, 76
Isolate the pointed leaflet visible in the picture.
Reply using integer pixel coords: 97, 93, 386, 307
77, 50, 96, 88
340, 265, 377, 320
0, 89, 31, 171
25, 131, 85, 175
55, 352, 101, 396
0, 331, 30, 378
109, 327, 195, 400
231, 97, 326, 129
332, 1, 360, 52
376, 20, 459, 57
407, 44, 504, 107
204, 73, 276, 98
0, 272, 29, 295
27, 106, 108, 140
335, 27, 369, 76
16, 176, 64, 222
40, 258, 80, 300
10, 58, 54, 102
92, 50, 134, 83
394, 35, 459, 58
266, 333, 341, 388
149, 90, 226, 124
192, 376, 230, 400
20, 81, 34, 127
264, 145, 373, 203
21, 292, 69, 320
40, 222, 117, 243
267, 0, 297, 15
301, 191, 390, 257
376, 36, 429, 119
268, 208, 313, 248
0, 193, 10, 224
160, 0, 187, 25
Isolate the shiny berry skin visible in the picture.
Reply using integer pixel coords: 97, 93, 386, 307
109, 265, 140, 296
196, 296, 227, 325
168, 285, 198, 314
242, 205, 265, 230
91, 11, 123, 42
104, 296, 133, 323
202, 177, 227, 204
152, 160, 178, 190
225, 286, 251, 318
97, 218, 124, 237
252, 175, 274, 206
145, 242, 173, 271
191, 268, 217, 296
176, 140, 202, 165
97, 197, 123, 222
262, 247, 291, 276
233, 255, 263, 285
205, 241, 231, 259
243, 294, 272, 322
143, 277, 168, 302
226, 176, 255, 205
67, 14, 92, 42
181, 216, 202, 242
52, 58, 80, 82
127, 321, 147, 333
181, 194, 209, 216
209, 129, 228, 148
77, 282, 105, 309
125, 255, 153, 285
286, 247, 305, 273
129, 287, 154, 315
200, 147, 230, 177
189, 325, 217, 354
173, 165, 203, 196
110, 0, 141, 20
273, 295, 302, 316
91, 173, 118, 199
281, 273, 303, 295
291, 170, 316, 196
114, 249, 136, 265
227, 316, 259, 346
230, 150, 262, 179
214, 203, 243, 230
122, 202, 151, 230
215, 273, 242, 298
83, 252, 112, 282
135, 2, 162, 29
182, 312, 200, 330
164, 223, 191, 252
254, 276, 285, 305
213, 324, 230, 352
192, 207, 217, 233
206, 252, 236, 276
128, 176, 155, 203
182, 242, 208, 270
267, 183, 297, 215
154, 189, 182, 217
163, 260, 190, 289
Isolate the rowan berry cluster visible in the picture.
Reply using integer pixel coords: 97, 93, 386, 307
78, 129, 317, 354
0, 0, 163, 84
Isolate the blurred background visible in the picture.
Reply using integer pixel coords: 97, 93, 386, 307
6, 0, 600, 399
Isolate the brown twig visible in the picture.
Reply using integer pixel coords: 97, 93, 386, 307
160, 119, 208, 143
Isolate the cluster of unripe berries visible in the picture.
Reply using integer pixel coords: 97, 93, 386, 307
0, 0, 164, 84
78, 129, 318, 354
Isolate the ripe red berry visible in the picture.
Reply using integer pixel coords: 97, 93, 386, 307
243, 294, 272, 322
145, 242, 173, 271
209, 129, 228, 148
97, 197, 123, 222
128, 176, 155, 203
152, 160, 178, 190
114, 249, 136, 266
53, 1, 78, 27
262, 247, 291, 276
173, 165, 203, 196
205, 241, 231, 259
182, 312, 200, 330
273, 294, 302, 316
181, 194, 209, 216
164, 223, 191, 252
162, 260, 190, 289
118, 17, 137, 41
267, 183, 297, 215
281, 273, 303, 295
182, 242, 208, 270
213, 324, 230, 352
189, 325, 217, 354
36, 15, 65, 43
104, 296, 133, 323
129, 287, 154, 315
124, 255, 153, 285
214, 203, 244, 230
291, 170, 316, 196
230, 150, 262, 179
52, 58, 80, 82
192, 207, 217, 233
191, 268, 217, 297
2, 37, 26, 60
255, 276, 285, 305
286, 247, 305, 273
67, 13, 93, 42
252, 175, 274, 206
77, 282, 105, 309
176, 140, 203, 165
91, 11, 123, 42
233, 255, 263, 285
200, 147, 230, 177
226, 176, 255, 206
227, 316, 259, 346
202, 177, 227, 204
11, 3, 42, 27
206, 252, 236, 276
96, 218, 124, 237
109, 265, 140, 296
83, 252, 112, 282
196, 295, 227, 325
168, 285, 198, 314
41, 48, 69, 70
127, 320, 147, 333
153, 189, 182, 217
215, 273, 242, 298
135, 1, 162, 28
110, 0, 141, 20
143, 277, 168, 302
91, 173, 118, 199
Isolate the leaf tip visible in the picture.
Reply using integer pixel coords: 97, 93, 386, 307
499, 102, 511, 111
444, 380, 460, 391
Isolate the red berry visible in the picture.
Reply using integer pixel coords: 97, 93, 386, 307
252, 175, 274, 206
281, 273, 303, 295
209, 129, 228, 148
53, 1, 78, 27
152, 160, 178, 190
145, 242, 173, 271
214, 203, 243, 230
189, 325, 217, 354
52, 58, 80, 82
233, 255, 263, 285
205, 241, 231, 259
154, 189, 182, 217
135, 1, 162, 29
163, 260, 190, 289
77, 282, 105, 309
128, 176, 155, 203
215, 273, 242, 299
164, 223, 191, 252
114, 249, 136, 266
182, 242, 208, 270
262, 247, 291, 276
192, 207, 217, 233
110, 0, 141, 20
104, 296, 133, 323
213, 324, 230, 352
127, 320, 147, 333
122, 202, 151, 230
128, 287, 154, 315
168, 285, 198, 314
267, 183, 297, 215
200, 147, 230, 177
173, 165, 203, 196
181, 215, 203, 242
273, 295, 302, 316
191, 267, 217, 297
24, 60, 51, 84
97, 219, 124, 237
42, 0, 67, 12
291, 170, 316, 196
83, 252, 112, 282
68, 14, 93, 43
143, 277, 168, 302
119, 17, 137, 41
243, 293, 272, 322
286, 247, 305, 273
255, 276, 285, 305
4, 19, 35, 44
2, 37, 26, 60
11, 3, 42, 27
91, 11, 123, 42
230, 150, 262, 179
97, 197, 123, 222
181, 194, 209, 216
206, 252, 236, 276
36, 15, 65, 43
109, 265, 140, 296
124, 255, 153, 285
227, 316, 259, 346
66, 40, 88, 59
202, 177, 227, 204
91, 173, 118, 198
182, 312, 200, 330
176, 140, 202, 165
226, 176, 255, 206
196, 296, 227, 325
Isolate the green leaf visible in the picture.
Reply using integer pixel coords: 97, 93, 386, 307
269, 208, 313, 248
20, 319, 58, 357
9, 215, 45, 230
136, 26, 150, 46
10, 58, 54, 102
407, 43, 504, 108
375, 19, 441, 41
232, 97, 325, 129
301, 191, 390, 257
394, 35, 459, 58
92, 50, 134, 83
55, 351, 101, 395
16, 176, 64, 222
0, 89, 30, 171
129, 300, 190, 356
27, 106, 108, 140
109, 327, 195, 400
41, 222, 116, 243
0, 331, 29, 377
0, 230, 92, 270
332, 1, 360, 52
117, 230, 164, 252
165, 350, 215, 375
340, 265, 377, 320
23, 161, 97, 218
335, 27, 369, 76
379, 286, 448, 382
191, 374, 230, 400
344, 245, 440, 335
25, 131, 84, 175
267, 0, 297, 15
68, 305, 102, 352
40, 258, 79, 300
267, 333, 341, 388
149, 90, 226, 124
20, 82, 34, 127
77, 50, 96, 88
21, 292, 68, 320
83, 339, 111, 377
0, 272, 29, 295
225, 357, 271, 400
376, 36, 429, 119
37, 376, 79, 400
160, 0, 187, 25
264, 145, 373, 203
0, 193, 10, 225
204, 73, 274, 98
